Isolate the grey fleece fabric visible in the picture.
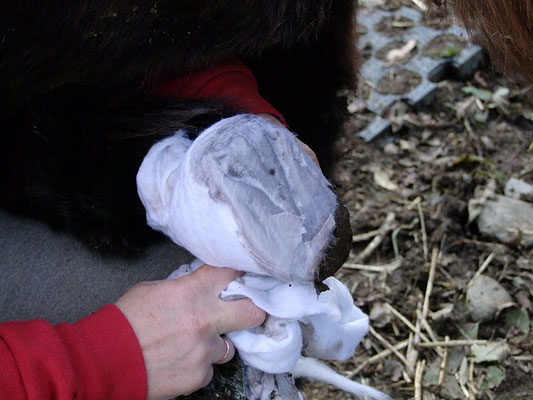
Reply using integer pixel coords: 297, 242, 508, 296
0, 208, 192, 324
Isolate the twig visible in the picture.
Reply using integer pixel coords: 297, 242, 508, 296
369, 326, 414, 377
468, 360, 477, 397
456, 238, 500, 247
352, 229, 381, 242
513, 355, 533, 361
419, 316, 446, 357
391, 20, 416, 28
348, 340, 409, 378
422, 248, 439, 321
407, 197, 422, 210
416, 339, 488, 348
456, 370, 471, 399
365, 79, 377, 89
405, 333, 417, 383
438, 340, 449, 385
391, 227, 401, 259
354, 212, 396, 263
418, 202, 428, 261
342, 258, 403, 273
519, 165, 533, 178
413, 301, 423, 361
506, 227, 533, 235
429, 304, 454, 321
409, 0, 428, 11
437, 266, 454, 285
464, 119, 482, 157
386, 304, 431, 344
391, 217, 419, 258
387, 304, 446, 359
414, 359, 426, 400
468, 252, 495, 287
420, 318, 441, 346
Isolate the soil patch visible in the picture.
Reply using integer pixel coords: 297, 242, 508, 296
375, 15, 415, 37
376, 68, 422, 94
302, 3, 533, 396
422, 33, 466, 59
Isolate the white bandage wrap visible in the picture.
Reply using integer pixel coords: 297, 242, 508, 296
137, 114, 337, 282
137, 115, 386, 399
223, 275, 369, 374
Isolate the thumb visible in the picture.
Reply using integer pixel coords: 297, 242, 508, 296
213, 297, 266, 334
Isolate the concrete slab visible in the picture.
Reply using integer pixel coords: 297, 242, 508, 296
356, 6, 484, 141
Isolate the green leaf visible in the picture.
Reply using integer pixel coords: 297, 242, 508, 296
493, 171, 507, 185
446, 348, 466, 374
462, 86, 493, 102
505, 308, 530, 340
471, 341, 510, 363
462, 322, 479, 340
475, 110, 488, 124
423, 358, 441, 385
492, 87, 510, 107
480, 365, 506, 390
439, 45, 459, 58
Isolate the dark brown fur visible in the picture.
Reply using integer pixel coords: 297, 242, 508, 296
0, 1, 359, 254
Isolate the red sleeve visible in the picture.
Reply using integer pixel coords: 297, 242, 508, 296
157, 57, 287, 126
0, 305, 147, 400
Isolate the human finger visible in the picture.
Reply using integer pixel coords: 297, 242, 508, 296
192, 264, 241, 294
184, 265, 265, 332
213, 296, 266, 334
212, 336, 235, 365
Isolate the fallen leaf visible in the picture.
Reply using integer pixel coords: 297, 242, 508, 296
373, 169, 399, 192
423, 357, 441, 386
455, 96, 476, 118
446, 348, 466, 374
471, 341, 510, 363
505, 307, 530, 340
492, 87, 510, 107
384, 358, 404, 382
386, 38, 417, 63
480, 365, 506, 390
462, 86, 493, 102
467, 179, 497, 224
475, 110, 489, 124
441, 374, 464, 399
461, 322, 479, 340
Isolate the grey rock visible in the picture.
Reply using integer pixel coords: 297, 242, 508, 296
476, 195, 533, 247
369, 302, 391, 328
504, 178, 533, 202
466, 275, 512, 322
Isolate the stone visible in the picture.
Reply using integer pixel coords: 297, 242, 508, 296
504, 178, 533, 202
475, 195, 533, 247
369, 302, 392, 328
466, 275, 512, 322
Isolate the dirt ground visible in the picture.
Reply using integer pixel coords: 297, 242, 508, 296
303, 1, 533, 399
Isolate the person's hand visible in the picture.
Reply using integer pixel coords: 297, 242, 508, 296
115, 265, 266, 400
258, 113, 320, 167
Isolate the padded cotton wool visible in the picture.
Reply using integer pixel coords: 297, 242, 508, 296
138, 114, 337, 282
137, 115, 389, 400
